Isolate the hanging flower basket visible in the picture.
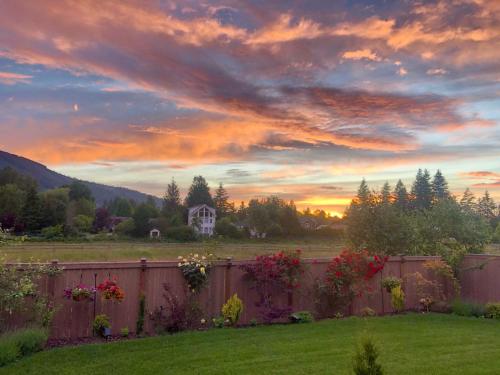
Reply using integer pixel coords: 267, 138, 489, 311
63, 284, 96, 302
97, 277, 125, 302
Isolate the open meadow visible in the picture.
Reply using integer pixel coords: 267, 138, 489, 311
0, 240, 345, 262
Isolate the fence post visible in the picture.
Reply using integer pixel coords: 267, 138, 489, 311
224, 257, 232, 302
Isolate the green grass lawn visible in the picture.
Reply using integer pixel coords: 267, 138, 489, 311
2, 314, 499, 374
0, 240, 344, 262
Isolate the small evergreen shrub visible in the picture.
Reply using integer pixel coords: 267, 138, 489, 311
221, 294, 244, 326
289, 311, 314, 323
136, 294, 146, 335
212, 316, 226, 328
353, 336, 384, 375
12, 328, 48, 356
390, 285, 405, 313
120, 327, 129, 337
485, 303, 500, 319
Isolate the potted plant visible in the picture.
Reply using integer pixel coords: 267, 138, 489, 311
93, 314, 111, 337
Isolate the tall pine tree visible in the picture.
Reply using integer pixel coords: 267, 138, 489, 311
393, 179, 409, 211
477, 191, 496, 223
184, 176, 214, 208
459, 188, 476, 212
380, 182, 391, 205
431, 169, 449, 201
213, 183, 232, 218
162, 178, 182, 217
355, 179, 371, 206
411, 169, 432, 210
21, 185, 42, 231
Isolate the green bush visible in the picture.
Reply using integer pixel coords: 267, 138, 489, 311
41, 225, 64, 239
451, 299, 485, 318
0, 328, 47, 367
136, 293, 146, 335
165, 225, 197, 241
221, 294, 244, 326
93, 314, 111, 337
0, 337, 19, 367
390, 285, 405, 313
215, 217, 244, 239
485, 303, 500, 319
289, 311, 314, 323
353, 336, 384, 375
120, 327, 129, 337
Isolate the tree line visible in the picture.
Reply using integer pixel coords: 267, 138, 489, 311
345, 169, 500, 264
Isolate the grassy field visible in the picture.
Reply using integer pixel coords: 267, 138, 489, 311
1, 314, 499, 374
0, 240, 345, 262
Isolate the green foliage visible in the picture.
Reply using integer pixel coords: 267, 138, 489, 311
107, 197, 134, 217
212, 316, 226, 328
120, 327, 129, 337
0, 335, 19, 367
165, 225, 197, 241
72, 214, 93, 233
249, 318, 258, 327
381, 277, 401, 293
114, 218, 135, 236
21, 185, 42, 231
493, 223, 500, 243
289, 311, 314, 323
485, 303, 500, 319
451, 299, 485, 318
215, 217, 243, 238
41, 224, 64, 239
132, 203, 158, 237
68, 181, 93, 202
0, 255, 58, 332
136, 294, 145, 335
221, 294, 244, 326
411, 168, 433, 210
93, 314, 111, 337
0, 327, 47, 366
40, 188, 69, 228
184, 176, 214, 208
390, 286, 405, 313
353, 336, 384, 375
162, 178, 183, 220
214, 183, 234, 218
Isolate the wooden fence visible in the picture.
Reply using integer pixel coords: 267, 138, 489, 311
14, 254, 500, 339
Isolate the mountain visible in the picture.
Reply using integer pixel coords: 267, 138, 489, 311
0, 150, 161, 206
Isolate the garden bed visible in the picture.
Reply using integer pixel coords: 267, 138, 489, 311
2, 314, 499, 374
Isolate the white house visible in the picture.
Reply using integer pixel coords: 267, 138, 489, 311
149, 228, 161, 239
188, 204, 216, 236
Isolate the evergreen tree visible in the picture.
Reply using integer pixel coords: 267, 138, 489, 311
213, 183, 231, 218
411, 169, 432, 210
393, 180, 409, 211
355, 179, 371, 206
459, 188, 476, 212
184, 176, 214, 207
431, 169, 449, 201
477, 191, 497, 223
21, 185, 42, 231
162, 179, 182, 217
68, 181, 93, 202
381, 182, 391, 205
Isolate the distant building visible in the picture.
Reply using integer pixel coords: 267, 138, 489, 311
188, 204, 216, 236
299, 216, 318, 230
149, 228, 161, 239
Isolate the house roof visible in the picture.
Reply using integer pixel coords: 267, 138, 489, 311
188, 204, 215, 214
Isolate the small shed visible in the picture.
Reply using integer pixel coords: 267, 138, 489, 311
149, 228, 161, 239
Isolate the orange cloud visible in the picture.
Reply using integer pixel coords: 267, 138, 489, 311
0, 71, 32, 84
342, 49, 381, 61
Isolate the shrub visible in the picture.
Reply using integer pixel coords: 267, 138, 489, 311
221, 294, 244, 326
381, 277, 401, 293
12, 328, 48, 356
178, 253, 214, 293
150, 284, 201, 334
114, 218, 135, 236
360, 307, 376, 317
214, 217, 243, 239
353, 336, 384, 375
136, 293, 146, 335
41, 225, 64, 239
212, 316, 225, 328
451, 299, 485, 318
249, 318, 258, 327
485, 303, 500, 319
390, 285, 405, 313
166, 225, 197, 241
120, 327, 129, 337
315, 250, 387, 317
93, 314, 111, 337
0, 337, 18, 367
289, 311, 314, 323
240, 250, 305, 323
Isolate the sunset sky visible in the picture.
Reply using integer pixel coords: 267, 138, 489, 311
0, 0, 499, 216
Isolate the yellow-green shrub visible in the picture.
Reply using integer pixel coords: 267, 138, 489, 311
221, 294, 243, 326
391, 286, 405, 313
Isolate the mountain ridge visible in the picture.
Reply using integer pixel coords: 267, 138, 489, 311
0, 150, 161, 206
